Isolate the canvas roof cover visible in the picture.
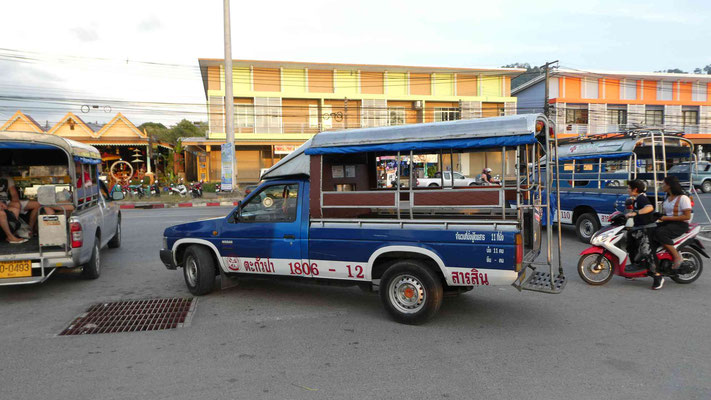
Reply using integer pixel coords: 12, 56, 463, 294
0, 131, 102, 161
262, 114, 544, 179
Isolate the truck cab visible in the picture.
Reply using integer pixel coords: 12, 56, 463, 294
160, 114, 565, 324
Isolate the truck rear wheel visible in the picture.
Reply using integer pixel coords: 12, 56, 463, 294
183, 245, 216, 295
81, 235, 101, 280
107, 218, 121, 248
379, 260, 443, 325
576, 213, 600, 244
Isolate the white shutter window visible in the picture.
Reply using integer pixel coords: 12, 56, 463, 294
549, 78, 559, 98
309, 105, 319, 128
322, 105, 332, 129
582, 78, 598, 99
657, 81, 673, 101
621, 79, 637, 100
692, 82, 707, 102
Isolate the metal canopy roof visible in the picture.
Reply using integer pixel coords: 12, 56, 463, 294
309, 114, 541, 150
0, 131, 102, 160
262, 114, 544, 179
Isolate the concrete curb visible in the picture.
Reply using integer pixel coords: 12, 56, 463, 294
118, 200, 240, 209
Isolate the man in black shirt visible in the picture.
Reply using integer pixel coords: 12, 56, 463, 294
625, 179, 655, 270
626, 179, 654, 225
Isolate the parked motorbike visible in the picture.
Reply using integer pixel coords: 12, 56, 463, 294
151, 182, 161, 197
168, 183, 188, 197
190, 181, 203, 198
128, 184, 145, 199
577, 208, 707, 286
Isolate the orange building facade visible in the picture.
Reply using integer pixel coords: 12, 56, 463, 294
514, 69, 711, 147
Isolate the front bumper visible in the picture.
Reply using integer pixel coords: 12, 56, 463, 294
160, 249, 177, 270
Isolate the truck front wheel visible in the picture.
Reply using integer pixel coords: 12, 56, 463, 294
183, 245, 216, 295
702, 180, 711, 193
575, 213, 600, 244
379, 260, 443, 325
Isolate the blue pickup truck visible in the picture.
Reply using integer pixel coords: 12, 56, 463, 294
546, 130, 694, 242
160, 115, 565, 324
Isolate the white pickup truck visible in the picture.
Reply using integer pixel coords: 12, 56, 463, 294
416, 171, 479, 187
0, 132, 122, 286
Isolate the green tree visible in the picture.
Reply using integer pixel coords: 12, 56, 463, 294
138, 122, 170, 142
137, 120, 207, 144
167, 119, 207, 144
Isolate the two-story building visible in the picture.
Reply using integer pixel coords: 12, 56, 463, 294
513, 69, 711, 150
188, 59, 523, 183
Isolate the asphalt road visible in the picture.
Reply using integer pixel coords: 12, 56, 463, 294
1, 202, 710, 400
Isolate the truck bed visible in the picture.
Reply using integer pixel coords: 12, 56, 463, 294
0, 237, 40, 256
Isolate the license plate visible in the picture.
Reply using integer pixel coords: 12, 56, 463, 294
0, 260, 32, 279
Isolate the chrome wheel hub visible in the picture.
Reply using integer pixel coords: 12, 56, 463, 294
186, 257, 198, 287
388, 274, 426, 314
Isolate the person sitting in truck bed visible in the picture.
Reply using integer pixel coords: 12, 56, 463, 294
0, 176, 28, 243
2, 175, 77, 238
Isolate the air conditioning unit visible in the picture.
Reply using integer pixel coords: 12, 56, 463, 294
413, 100, 423, 110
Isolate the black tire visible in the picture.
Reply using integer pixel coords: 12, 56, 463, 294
576, 213, 600, 244
702, 180, 711, 193
671, 246, 704, 284
81, 235, 101, 280
577, 253, 614, 285
183, 245, 217, 295
379, 260, 443, 325
428, 183, 439, 187
107, 217, 121, 248
469, 182, 477, 186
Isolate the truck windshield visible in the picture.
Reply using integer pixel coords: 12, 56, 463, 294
668, 164, 690, 173
240, 183, 298, 223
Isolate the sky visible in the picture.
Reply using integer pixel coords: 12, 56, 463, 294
0, 0, 709, 127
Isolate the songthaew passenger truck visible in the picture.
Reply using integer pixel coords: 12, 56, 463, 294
160, 114, 566, 324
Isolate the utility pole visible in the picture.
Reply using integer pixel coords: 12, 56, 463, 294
541, 60, 559, 118
223, 0, 236, 191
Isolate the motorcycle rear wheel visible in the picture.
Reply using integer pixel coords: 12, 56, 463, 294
671, 246, 703, 284
578, 253, 614, 285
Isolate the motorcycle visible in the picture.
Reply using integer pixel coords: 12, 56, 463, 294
168, 183, 188, 197
151, 182, 161, 197
577, 208, 707, 286
128, 184, 145, 199
190, 181, 203, 198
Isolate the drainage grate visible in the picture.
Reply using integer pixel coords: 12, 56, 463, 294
59, 298, 196, 335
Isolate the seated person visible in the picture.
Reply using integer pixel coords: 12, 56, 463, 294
625, 179, 654, 226
624, 179, 655, 268
480, 168, 500, 185
649, 176, 692, 290
0, 176, 27, 243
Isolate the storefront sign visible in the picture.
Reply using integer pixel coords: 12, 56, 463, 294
221, 144, 234, 191
274, 145, 297, 155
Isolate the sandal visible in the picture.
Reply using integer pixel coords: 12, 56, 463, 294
7, 238, 28, 244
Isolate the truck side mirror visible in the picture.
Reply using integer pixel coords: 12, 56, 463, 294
111, 191, 124, 201
229, 201, 242, 223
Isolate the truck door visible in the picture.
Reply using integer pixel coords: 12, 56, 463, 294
453, 172, 467, 187
220, 182, 303, 277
